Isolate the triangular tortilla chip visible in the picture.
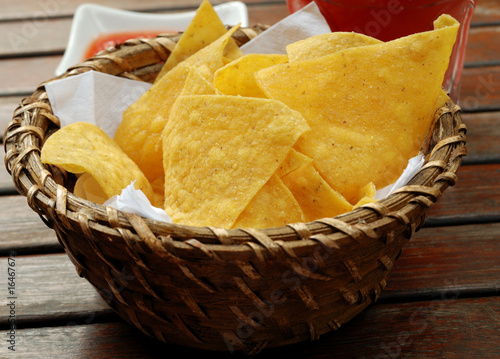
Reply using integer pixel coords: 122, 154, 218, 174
180, 25, 242, 81
233, 174, 305, 228
275, 148, 313, 178
256, 14, 458, 202
214, 53, 288, 98
114, 63, 193, 182
286, 32, 382, 62
162, 95, 310, 228
156, 0, 241, 80
281, 161, 353, 221
115, 39, 227, 183
41, 122, 153, 203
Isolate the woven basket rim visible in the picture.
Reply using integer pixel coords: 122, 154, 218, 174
3, 27, 468, 247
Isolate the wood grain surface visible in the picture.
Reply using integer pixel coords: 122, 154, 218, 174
0, 0, 499, 358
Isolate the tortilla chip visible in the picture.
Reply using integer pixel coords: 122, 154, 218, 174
353, 182, 377, 208
286, 32, 382, 62
41, 122, 153, 202
256, 14, 458, 203
178, 25, 242, 82
115, 56, 223, 183
233, 174, 305, 228
162, 95, 310, 228
275, 148, 313, 178
281, 161, 353, 221
156, 0, 241, 80
180, 65, 219, 96
114, 63, 193, 182
74, 172, 108, 204
150, 174, 166, 209
213, 53, 289, 98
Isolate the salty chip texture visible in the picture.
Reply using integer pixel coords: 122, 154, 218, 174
275, 148, 313, 178
115, 63, 192, 182
162, 95, 310, 228
114, 24, 234, 183
41, 122, 153, 202
281, 161, 353, 221
74, 172, 108, 205
179, 25, 242, 81
181, 66, 219, 96
286, 32, 382, 62
155, 0, 240, 80
353, 182, 377, 209
233, 174, 305, 228
213, 53, 289, 98
256, 14, 458, 203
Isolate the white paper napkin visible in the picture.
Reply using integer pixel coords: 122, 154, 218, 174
45, 71, 151, 138
240, 2, 331, 55
104, 182, 172, 222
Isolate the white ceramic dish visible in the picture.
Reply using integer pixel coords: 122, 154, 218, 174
56, 2, 249, 76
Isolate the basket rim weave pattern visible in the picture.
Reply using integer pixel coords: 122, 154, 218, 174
3, 26, 467, 353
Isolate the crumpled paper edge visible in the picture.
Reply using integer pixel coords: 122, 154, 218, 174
104, 181, 172, 223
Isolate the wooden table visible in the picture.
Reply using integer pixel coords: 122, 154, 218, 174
1, 1, 499, 357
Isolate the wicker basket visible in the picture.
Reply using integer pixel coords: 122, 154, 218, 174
3, 26, 467, 354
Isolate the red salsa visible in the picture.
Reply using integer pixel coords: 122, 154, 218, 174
84, 31, 167, 59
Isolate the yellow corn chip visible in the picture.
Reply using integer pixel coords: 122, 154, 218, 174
256, 14, 458, 203
74, 172, 108, 204
353, 182, 377, 208
286, 32, 382, 62
116, 25, 241, 182
178, 24, 242, 82
162, 95, 310, 228
180, 65, 219, 96
41, 122, 153, 202
115, 61, 220, 182
150, 174, 166, 209
73, 173, 87, 198
213, 53, 289, 98
281, 161, 353, 221
233, 174, 305, 228
156, 0, 241, 80
275, 148, 313, 178
114, 63, 193, 182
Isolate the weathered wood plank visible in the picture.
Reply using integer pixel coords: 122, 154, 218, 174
465, 26, 500, 66
1, 296, 498, 358
0, 17, 73, 58
1, 5, 499, 65
473, 0, 500, 24
0, 253, 111, 327
382, 222, 500, 300
0, 4, 289, 58
304, 296, 500, 359
0, 55, 61, 96
0, 195, 61, 255
461, 111, 500, 164
0, 221, 497, 324
459, 65, 500, 112
0, 96, 23, 142
425, 163, 500, 225
0, 0, 284, 21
